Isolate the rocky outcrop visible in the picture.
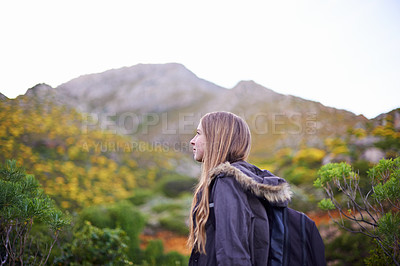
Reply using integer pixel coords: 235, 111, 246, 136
361, 147, 385, 163
25, 83, 54, 98
0, 92, 8, 101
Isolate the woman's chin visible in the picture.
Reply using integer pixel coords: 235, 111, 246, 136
194, 155, 202, 162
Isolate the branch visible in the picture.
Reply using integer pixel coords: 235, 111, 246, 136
376, 241, 400, 266
39, 230, 60, 266
361, 188, 379, 224
327, 210, 377, 238
0, 227, 9, 266
338, 176, 376, 224
1, 227, 9, 266
334, 202, 376, 236
329, 177, 378, 228
387, 198, 400, 211
3, 224, 15, 263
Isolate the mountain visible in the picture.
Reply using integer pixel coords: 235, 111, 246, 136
56, 63, 225, 113
0, 92, 8, 101
373, 108, 400, 129
22, 63, 371, 160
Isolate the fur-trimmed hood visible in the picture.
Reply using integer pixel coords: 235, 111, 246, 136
209, 160, 292, 207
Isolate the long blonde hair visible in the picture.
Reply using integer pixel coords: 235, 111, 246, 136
188, 111, 252, 254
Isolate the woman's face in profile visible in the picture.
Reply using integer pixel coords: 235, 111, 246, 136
190, 122, 206, 162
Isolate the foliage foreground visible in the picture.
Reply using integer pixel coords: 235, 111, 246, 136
0, 159, 190, 265
315, 157, 400, 265
0, 160, 70, 265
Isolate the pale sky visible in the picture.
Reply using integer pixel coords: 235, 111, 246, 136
0, 0, 399, 119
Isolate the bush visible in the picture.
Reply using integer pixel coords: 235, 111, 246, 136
0, 159, 69, 265
142, 240, 188, 266
143, 240, 164, 265
324, 224, 373, 266
146, 195, 192, 236
159, 213, 189, 235
152, 202, 182, 213
55, 221, 131, 265
158, 175, 196, 198
163, 251, 189, 266
78, 201, 146, 262
315, 157, 400, 265
128, 188, 154, 206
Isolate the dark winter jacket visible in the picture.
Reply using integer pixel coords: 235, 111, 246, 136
188, 160, 326, 266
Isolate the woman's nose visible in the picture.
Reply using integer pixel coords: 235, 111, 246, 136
190, 136, 195, 145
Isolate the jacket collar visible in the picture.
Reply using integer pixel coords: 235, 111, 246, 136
209, 161, 292, 207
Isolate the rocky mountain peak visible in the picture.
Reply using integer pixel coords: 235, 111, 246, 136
24, 83, 54, 98
0, 92, 8, 101
233, 80, 272, 92
231, 80, 285, 101
55, 63, 225, 113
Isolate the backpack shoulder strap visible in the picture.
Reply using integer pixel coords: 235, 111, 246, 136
300, 212, 307, 266
286, 208, 310, 266
207, 176, 220, 225
209, 176, 219, 205
262, 200, 287, 266
283, 207, 290, 266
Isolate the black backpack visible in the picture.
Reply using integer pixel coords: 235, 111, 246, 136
209, 178, 326, 266
262, 200, 326, 266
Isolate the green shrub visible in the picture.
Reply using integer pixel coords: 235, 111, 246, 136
159, 213, 189, 235
0, 159, 69, 265
152, 202, 182, 213
315, 157, 400, 265
365, 245, 397, 266
144, 240, 164, 265
282, 165, 317, 185
55, 221, 131, 265
158, 175, 196, 198
78, 201, 146, 262
324, 224, 373, 266
142, 240, 188, 266
147, 195, 192, 235
128, 188, 154, 205
163, 251, 189, 266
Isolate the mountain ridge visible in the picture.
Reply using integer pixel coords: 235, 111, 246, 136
15, 63, 377, 160
55, 63, 225, 114
0, 92, 8, 100
21, 63, 371, 119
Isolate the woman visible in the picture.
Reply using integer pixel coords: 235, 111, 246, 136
188, 111, 325, 265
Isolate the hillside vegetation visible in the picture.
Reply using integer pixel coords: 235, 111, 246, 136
0, 95, 191, 210
1, 63, 399, 264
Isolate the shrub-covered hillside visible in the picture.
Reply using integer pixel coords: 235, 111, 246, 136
0, 95, 189, 211
1, 89, 399, 265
